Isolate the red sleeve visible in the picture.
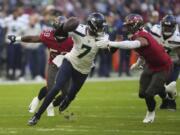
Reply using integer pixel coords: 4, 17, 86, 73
40, 30, 51, 43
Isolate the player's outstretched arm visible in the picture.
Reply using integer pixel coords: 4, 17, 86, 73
8, 35, 41, 44
62, 17, 79, 33
96, 37, 148, 49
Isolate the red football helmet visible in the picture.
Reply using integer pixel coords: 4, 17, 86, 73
123, 14, 144, 34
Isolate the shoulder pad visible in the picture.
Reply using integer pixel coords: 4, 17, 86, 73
150, 24, 161, 38
168, 31, 180, 48
102, 34, 109, 40
73, 24, 86, 37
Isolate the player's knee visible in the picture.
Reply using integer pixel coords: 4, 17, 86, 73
51, 85, 59, 92
139, 91, 145, 98
53, 81, 62, 91
145, 91, 154, 98
59, 95, 72, 112
68, 94, 76, 101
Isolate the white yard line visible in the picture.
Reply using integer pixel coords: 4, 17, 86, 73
0, 127, 179, 134
0, 113, 179, 120
0, 77, 140, 85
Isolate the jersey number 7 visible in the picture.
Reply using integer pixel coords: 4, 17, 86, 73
78, 44, 92, 58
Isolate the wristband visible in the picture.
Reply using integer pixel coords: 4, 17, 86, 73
16, 36, 22, 41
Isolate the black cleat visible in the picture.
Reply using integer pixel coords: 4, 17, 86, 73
59, 96, 71, 112
160, 99, 176, 111
28, 115, 39, 126
160, 99, 169, 109
168, 100, 176, 111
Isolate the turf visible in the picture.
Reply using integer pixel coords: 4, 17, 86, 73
0, 80, 179, 135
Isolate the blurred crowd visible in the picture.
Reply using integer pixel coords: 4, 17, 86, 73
0, 0, 180, 81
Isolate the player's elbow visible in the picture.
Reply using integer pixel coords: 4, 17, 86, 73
63, 17, 79, 32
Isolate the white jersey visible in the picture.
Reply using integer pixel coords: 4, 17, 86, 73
22, 23, 42, 49
4, 15, 25, 43
64, 24, 109, 74
151, 24, 180, 49
150, 24, 180, 60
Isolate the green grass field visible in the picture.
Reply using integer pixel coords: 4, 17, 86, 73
0, 80, 179, 135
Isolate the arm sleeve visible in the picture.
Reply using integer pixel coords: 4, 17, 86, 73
39, 30, 51, 48
108, 40, 141, 49
39, 30, 50, 43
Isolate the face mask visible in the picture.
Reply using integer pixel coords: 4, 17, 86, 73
162, 25, 175, 37
163, 32, 173, 36
97, 31, 104, 36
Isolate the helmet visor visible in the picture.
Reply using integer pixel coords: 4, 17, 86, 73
162, 24, 175, 36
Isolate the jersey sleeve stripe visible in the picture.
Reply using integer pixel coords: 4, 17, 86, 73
73, 30, 85, 37
150, 31, 161, 38
168, 41, 180, 45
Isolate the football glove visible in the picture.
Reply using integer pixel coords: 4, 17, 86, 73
95, 39, 109, 49
130, 63, 144, 71
130, 63, 139, 70
8, 35, 16, 44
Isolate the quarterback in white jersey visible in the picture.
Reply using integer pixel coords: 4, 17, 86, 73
28, 12, 108, 126
65, 24, 108, 74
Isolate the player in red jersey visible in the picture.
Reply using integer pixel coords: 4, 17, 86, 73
96, 14, 174, 123
8, 16, 73, 116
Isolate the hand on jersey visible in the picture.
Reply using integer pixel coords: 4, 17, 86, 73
8, 35, 16, 44
95, 39, 109, 49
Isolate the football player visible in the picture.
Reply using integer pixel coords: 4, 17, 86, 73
27, 12, 109, 126
8, 16, 73, 117
150, 14, 180, 110
96, 14, 173, 123
131, 15, 179, 110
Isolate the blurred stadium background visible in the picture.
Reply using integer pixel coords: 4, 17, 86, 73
0, 1, 180, 135
0, 0, 179, 81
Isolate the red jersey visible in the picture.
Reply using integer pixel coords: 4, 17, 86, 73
40, 29, 73, 64
132, 30, 172, 72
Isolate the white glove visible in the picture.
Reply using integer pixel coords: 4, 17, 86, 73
95, 40, 109, 49
8, 35, 16, 44
165, 81, 177, 99
130, 63, 143, 71
130, 63, 139, 70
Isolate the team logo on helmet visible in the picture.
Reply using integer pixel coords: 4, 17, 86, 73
123, 14, 144, 35
87, 12, 106, 36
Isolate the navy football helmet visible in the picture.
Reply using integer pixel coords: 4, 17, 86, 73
161, 15, 177, 37
87, 12, 106, 36
53, 16, 68, 42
